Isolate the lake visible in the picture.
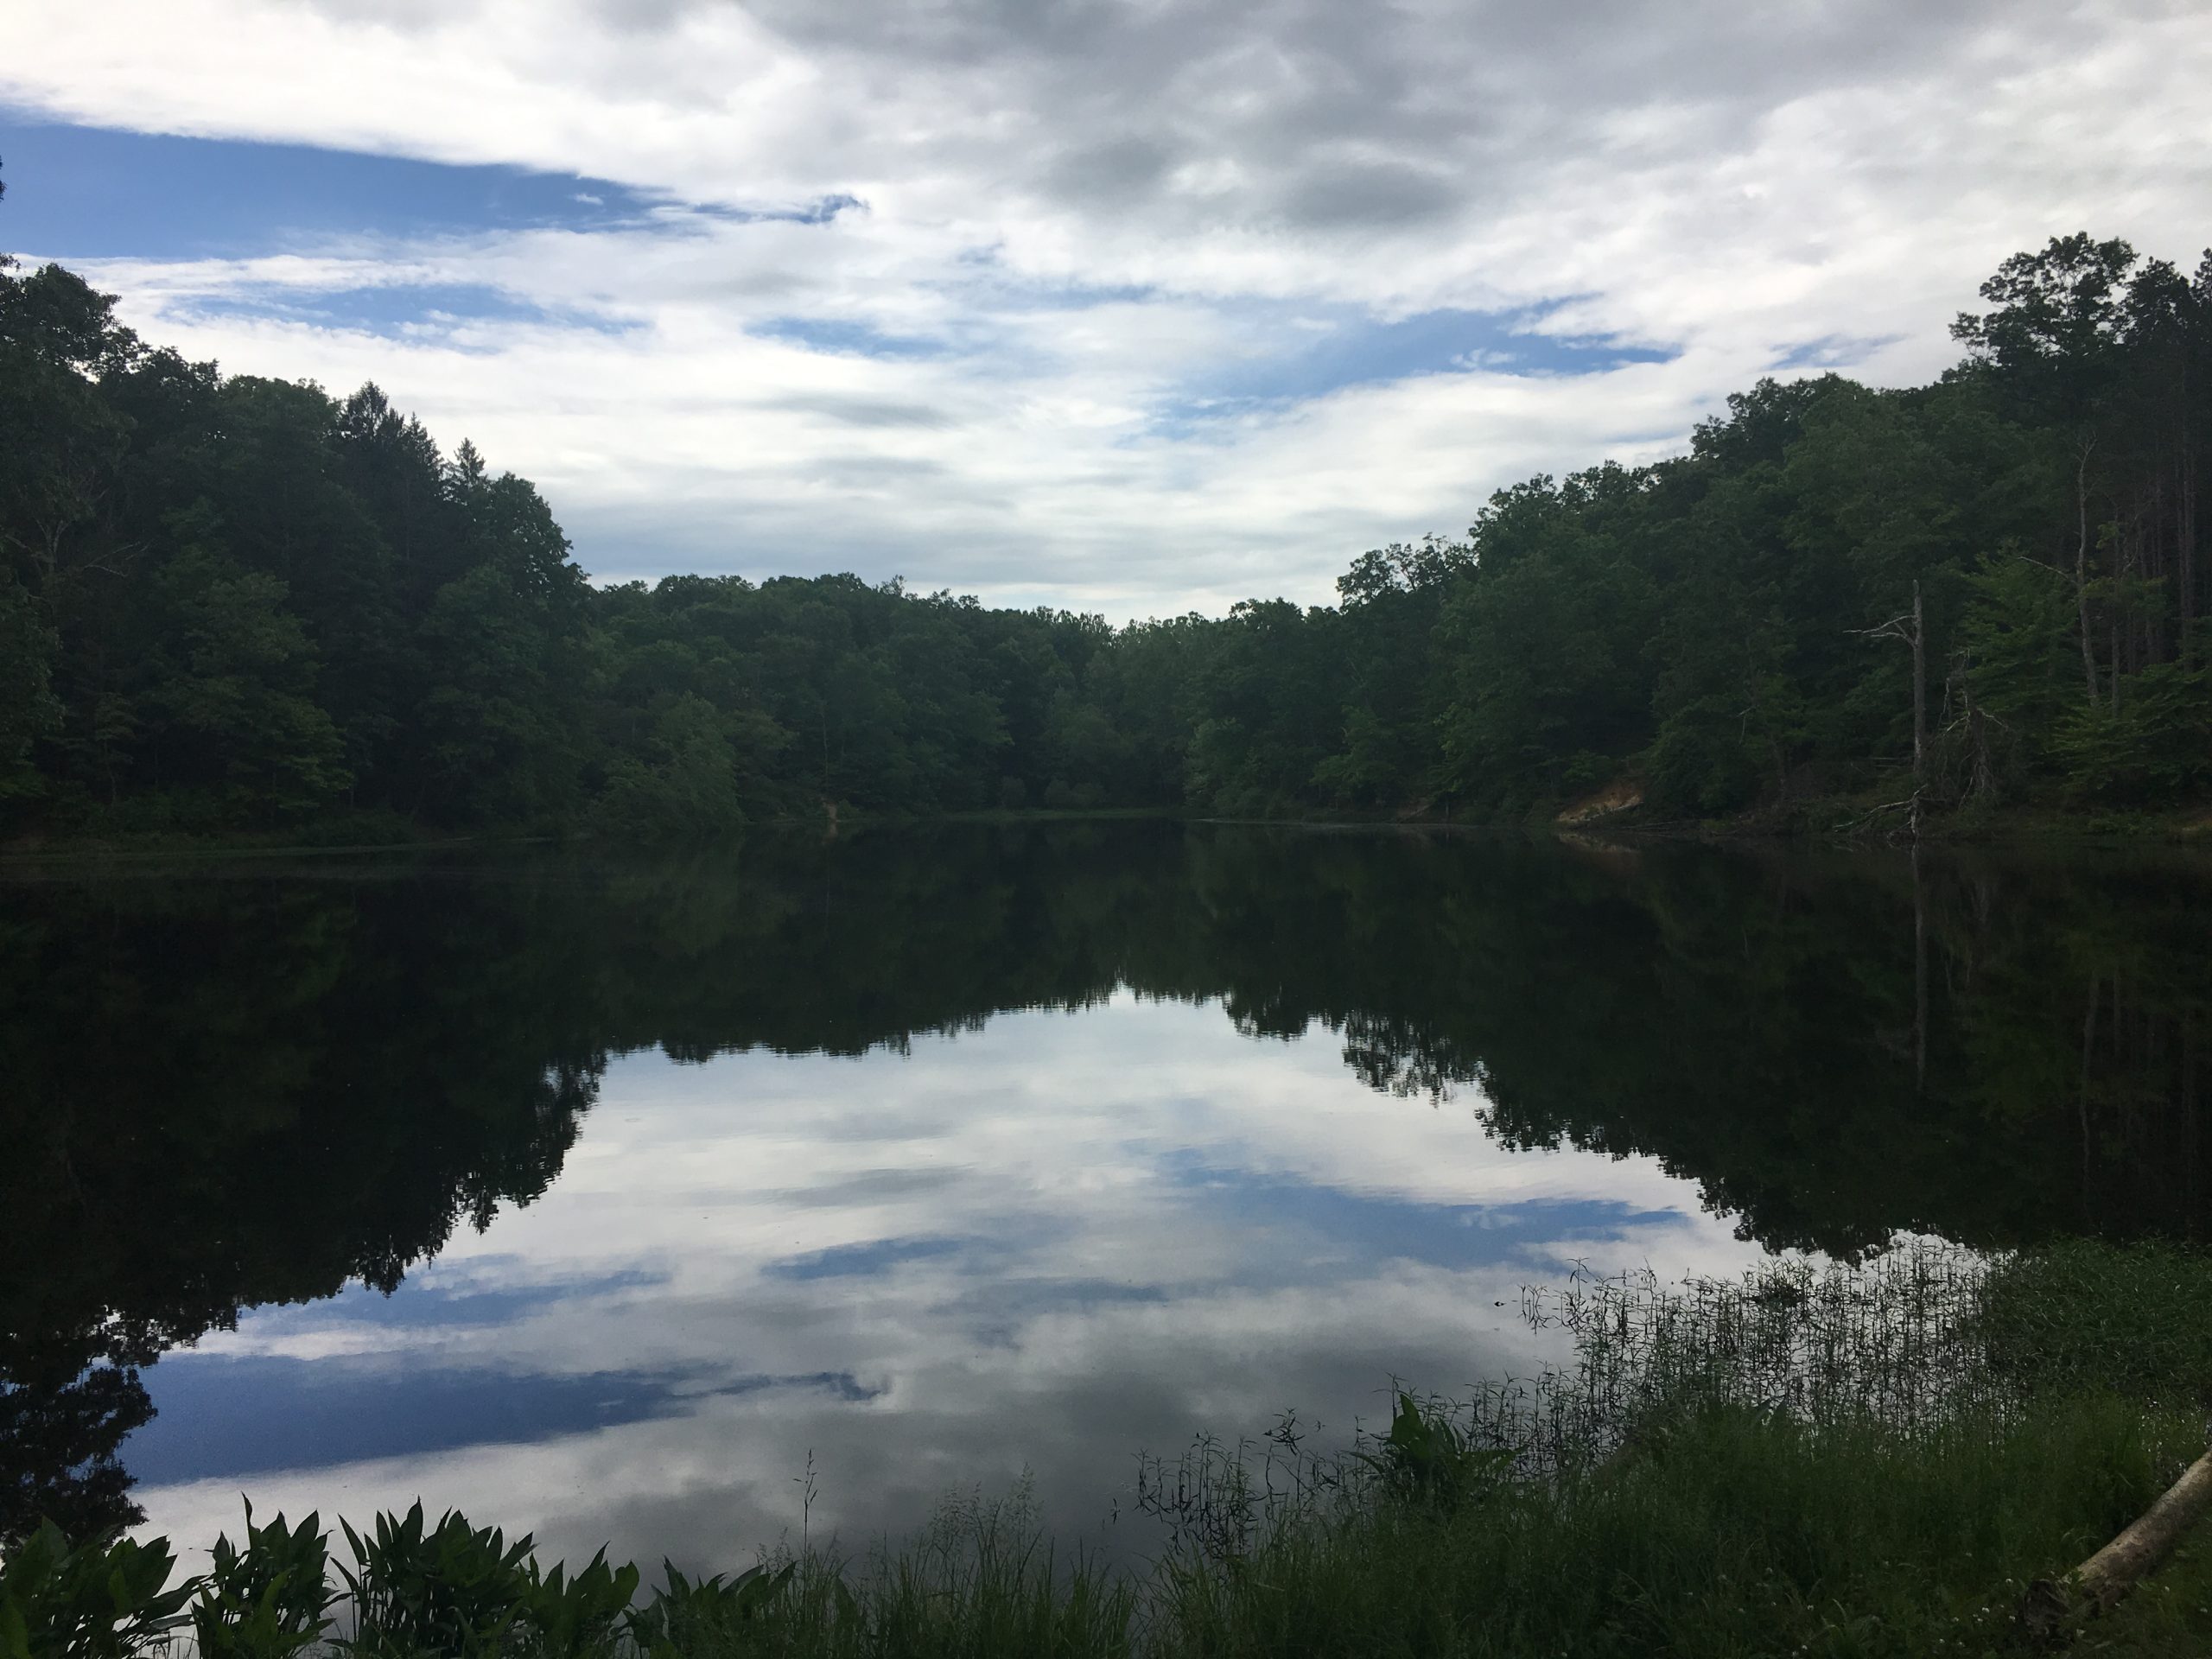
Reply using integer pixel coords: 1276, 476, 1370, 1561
3, 823, 2208, 1573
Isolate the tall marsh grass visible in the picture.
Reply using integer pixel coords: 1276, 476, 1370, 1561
10, 1239, 2212, 1657
1123, 1239, 2212, 1656
1473, 1243, 2001, 1477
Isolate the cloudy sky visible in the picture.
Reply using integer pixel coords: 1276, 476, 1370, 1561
3, 1, 2209, 616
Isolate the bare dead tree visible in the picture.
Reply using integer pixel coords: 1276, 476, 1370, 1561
1942, 655, 2011, 804
1911, 843, 1926, 1093
1855, 582, 1926, 839
2074, 435, 2102, 702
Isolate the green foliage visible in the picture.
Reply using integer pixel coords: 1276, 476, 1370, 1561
192, 1501, 338, 1659
0, 570, 59, 798
416, 559, 587, 827
143, 540, 351, 819
521, 1549, 644, 1658
1952, 232, 2139, 425
4, 228, 2209, 840
762, 1482, 1135, 1659
1974, 1238, 2212, 1406
586, 694, 747, 843
0, 1522, 193, 1659
2050, 661, 2212, 802
1141, 1243, 2212, 1657
1647, 695, 1762, 815
1436, 476, 1659, 811
1350, 1392, 1515, 1510
337, 1502, 537, 1656
623, 1560, 791, 1655
0, 262, 141, 375
1961, 550, 2076, 755
1148, 1394, 2199, 1659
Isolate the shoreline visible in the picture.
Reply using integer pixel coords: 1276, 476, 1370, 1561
7, 798, 2212, 868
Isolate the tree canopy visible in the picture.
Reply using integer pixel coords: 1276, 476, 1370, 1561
3, 231, 2208, 838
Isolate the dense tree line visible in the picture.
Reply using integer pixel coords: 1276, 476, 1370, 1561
4, 222, 2209, 837
1172, 232, 2212, 823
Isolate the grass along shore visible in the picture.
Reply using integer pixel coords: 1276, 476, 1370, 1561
8, 1240, 2212, 1657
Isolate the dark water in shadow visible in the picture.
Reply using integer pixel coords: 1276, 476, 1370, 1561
3, 823, 2207, 1567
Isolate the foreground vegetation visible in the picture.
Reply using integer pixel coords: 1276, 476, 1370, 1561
5, 179, 2211, 839
8, 1240, 2212, 1656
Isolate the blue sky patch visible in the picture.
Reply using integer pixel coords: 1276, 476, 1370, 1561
0, 116, 659, 261
1168, 1159, 1688, 1272
1154, 303, 1677, 435
128, 1357, 876, 1484
1770, 333, 1901, 371
761, 1234, 981, 1281
753, 316, 949, 359
233, 1267, 669, 1334
175, 280, 637, 341
946, 1277, 1171, 1349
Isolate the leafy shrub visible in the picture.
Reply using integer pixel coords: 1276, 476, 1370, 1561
0, 1521, 194, 1659
1648, 698, 1759, 815
2052, 663, 2212, 803
624, 1559, 792, 1655
1351, 1392, 1515, 1511
193, 1501, 336, 1659
520, 1549, 641, 1657
586, 694, 747, 844
337, 1502, 537, 1656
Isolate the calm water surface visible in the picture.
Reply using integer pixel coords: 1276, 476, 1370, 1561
3, 823, 2208, 1570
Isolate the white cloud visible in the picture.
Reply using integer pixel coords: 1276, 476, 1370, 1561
6, 0, 2209, 613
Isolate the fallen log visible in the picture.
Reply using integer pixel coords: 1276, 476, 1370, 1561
2022, 1443, 2212, 1639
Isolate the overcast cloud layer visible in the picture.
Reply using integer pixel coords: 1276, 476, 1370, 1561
5, 0, 2210, 614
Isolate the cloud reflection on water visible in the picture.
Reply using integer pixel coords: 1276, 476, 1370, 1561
130, 993, 1778, 1573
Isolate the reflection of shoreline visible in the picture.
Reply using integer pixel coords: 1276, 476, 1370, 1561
133, 1039, 1760, 1583
130, 996, 1752, 1573
8, 825, 2212, 1552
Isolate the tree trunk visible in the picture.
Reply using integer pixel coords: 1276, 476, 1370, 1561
2141, 486, 2158, 664
2024, 1446, 2212, 1635
1910, 583, 1926, 785
1911, 844, 1926, 1092
1910, 582, 1925, 840
2186, 1020, 2200, 1242
2076, 438, 2101, 702
2183, 425, 2198, 664
2111, 510, 2128, 708
2081, 974, 2100, 1228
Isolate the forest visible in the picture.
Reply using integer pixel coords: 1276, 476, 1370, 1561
4, 219, 2209, 839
